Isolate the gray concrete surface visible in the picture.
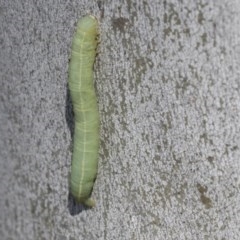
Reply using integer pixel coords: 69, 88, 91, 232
1, 0, 240, 239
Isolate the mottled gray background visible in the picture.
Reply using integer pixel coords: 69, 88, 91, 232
1, 0, 240, 239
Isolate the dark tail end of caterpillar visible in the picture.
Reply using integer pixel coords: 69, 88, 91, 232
68, 193, 96, 215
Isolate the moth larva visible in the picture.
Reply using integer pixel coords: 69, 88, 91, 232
68, 15, 99, 207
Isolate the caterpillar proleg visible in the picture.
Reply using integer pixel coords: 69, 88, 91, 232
68, 15, 99, 207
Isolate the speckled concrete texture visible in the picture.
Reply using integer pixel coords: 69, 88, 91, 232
1, 0, 240, 239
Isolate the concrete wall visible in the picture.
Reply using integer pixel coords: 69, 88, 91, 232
1, 0, 240, 239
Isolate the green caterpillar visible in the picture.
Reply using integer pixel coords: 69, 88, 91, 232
68, 15, 99, 207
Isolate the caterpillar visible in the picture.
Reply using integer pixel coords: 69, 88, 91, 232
68, 15, 99, 207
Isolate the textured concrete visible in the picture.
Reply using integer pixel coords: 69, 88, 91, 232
1, 0, 240, 239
